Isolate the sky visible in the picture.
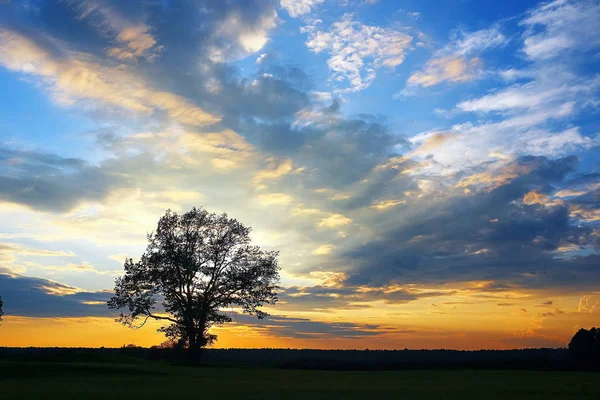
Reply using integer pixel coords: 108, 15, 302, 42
0, 0, 599, 350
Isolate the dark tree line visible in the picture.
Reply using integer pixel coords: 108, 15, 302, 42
0, 347, 575, 371
108, 207, 280, 358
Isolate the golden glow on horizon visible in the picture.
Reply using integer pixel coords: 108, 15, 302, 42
1, 290, 596, 350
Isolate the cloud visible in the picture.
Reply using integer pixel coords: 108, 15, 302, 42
0, 145, 125, 212
318, 213, 352, 228
280, 0, 325, 18
231, 313, 388, 339
252, 158, 294, 190
178, 129, 257, 171
341, 156, 600, 289
369, 199, 404, 211
403, 104, 595, 180
521, 0, 600, 60
404, 26, 506, 90
277, 282, 454, 312
71, 0, 162, 61
408, 57, 481, 88
0, 243, 75, 259
205, 4, 278, 62
458, 85, 555, 112
457, 76, 600, 115
0, 243, 76, 272
302, 14, 413, 92
257, 193, 293, 205
0, 28, 219, 126
423, 9, 600, 181
313, 244, 335, 255
578, 295, 600, 313
290, 205, 353, 233
35, 262, 119, 276
409, 132, 454, 155
0, 270, 113, 317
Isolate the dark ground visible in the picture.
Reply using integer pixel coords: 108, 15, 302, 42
0, 347, 580, 370
1, 360, 599, 399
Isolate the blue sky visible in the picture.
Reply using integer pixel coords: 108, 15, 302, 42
0, 0, 599, 349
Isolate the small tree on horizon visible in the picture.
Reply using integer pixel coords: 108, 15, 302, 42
108, 207, 280, 358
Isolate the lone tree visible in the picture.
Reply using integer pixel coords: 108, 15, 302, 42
108, 207, 280, 356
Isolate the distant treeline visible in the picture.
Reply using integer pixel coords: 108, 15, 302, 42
2, 347, 595, 371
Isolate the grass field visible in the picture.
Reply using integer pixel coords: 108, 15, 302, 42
1, 361, 599, 399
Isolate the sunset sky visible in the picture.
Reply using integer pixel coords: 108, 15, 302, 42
0, 0, 599, 350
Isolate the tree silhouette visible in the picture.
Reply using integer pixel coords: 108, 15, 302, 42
108, 207, 280, 358
568, 327, 600, 361
0, 296, 3, 323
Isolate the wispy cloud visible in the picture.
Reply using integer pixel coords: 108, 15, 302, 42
521, 0, 600, 60
401, 26, 507, 93
0, 28, 220, 125
71, 0, 162, 61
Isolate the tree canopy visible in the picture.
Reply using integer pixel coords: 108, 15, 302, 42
568, 327, 600, 361
108, 207, 280, 354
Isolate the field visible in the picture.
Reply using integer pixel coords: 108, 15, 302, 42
1, 361, 599, 399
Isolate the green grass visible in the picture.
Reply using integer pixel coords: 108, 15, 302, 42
1, 361, 599, 399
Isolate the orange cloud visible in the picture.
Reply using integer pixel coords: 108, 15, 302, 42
408, 57, 482, 87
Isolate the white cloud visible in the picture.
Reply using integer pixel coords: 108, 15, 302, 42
519, 127, 598, 156
457, 84, 561, 112
402, 98, 596, 180
256, 53, 268, 64
451, 27, 507, 56
523, 34, 573, 61
416, 8, 600, 180
207, 8, 278, 62
303, 14, 413, 92
521, 0, 600, 61
280, 0, 325, 18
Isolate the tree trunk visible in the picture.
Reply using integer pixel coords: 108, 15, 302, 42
187, 344, 202, 363
185, 325, 201, 363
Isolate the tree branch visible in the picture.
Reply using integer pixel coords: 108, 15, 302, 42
148, 312, 179, 324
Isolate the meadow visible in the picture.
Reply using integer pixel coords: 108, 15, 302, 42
1, 360, 599, 400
